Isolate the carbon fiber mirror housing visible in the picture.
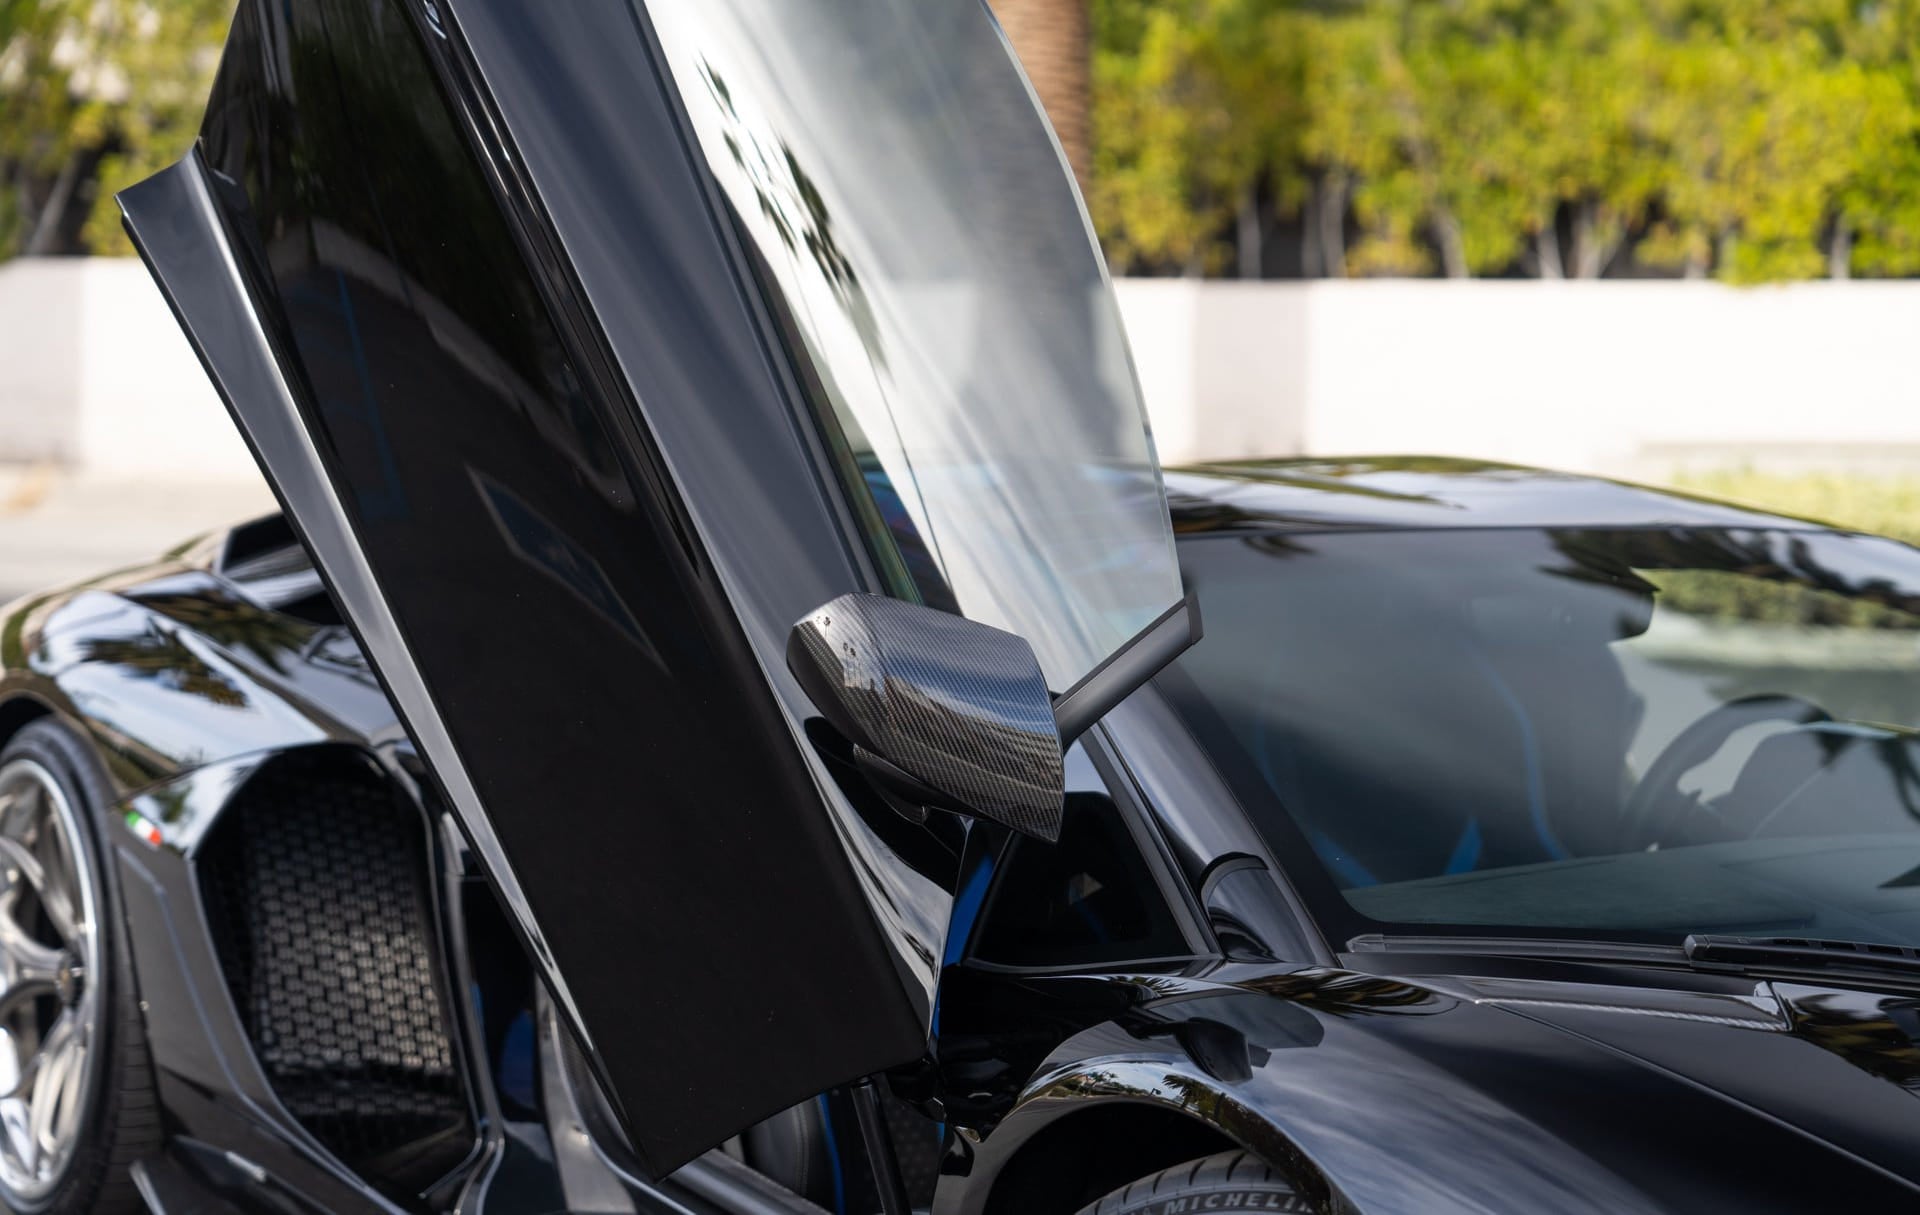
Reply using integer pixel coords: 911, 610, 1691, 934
787, 593, 1065, 843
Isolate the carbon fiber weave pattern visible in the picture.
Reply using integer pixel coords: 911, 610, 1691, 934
789, 593, 1064, 840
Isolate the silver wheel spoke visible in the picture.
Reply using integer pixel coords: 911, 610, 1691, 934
25, 1024, 73, 1171
0, 829, 77, 947
0, 1096, 32, 1179
30, 827, 77, 947
0, 919, 61, 1019
33, 1020, 83, 1169
1, 1014, 67, 1104
0, 758, 101, 1201
0, 982, 57, 1024
0, 835, 42, 900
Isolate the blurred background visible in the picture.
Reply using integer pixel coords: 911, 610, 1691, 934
1, 0, 1918, 599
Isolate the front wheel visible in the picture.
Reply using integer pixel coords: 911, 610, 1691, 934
0, 720, 158, 1214
1076, 1150, 1308, 1215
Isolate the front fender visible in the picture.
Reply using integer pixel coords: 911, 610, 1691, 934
954, 1041, 1337, 1214
946, 966, 1917, 1214
0, 562, 398, 799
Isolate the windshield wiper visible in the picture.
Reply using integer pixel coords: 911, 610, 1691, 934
1684, 935, 1920, 984
1348, 933, 1685, 965
1353, 933, 1920, 987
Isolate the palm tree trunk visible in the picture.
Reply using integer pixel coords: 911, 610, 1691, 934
23, 153, 82, 257
1535, 207, 1564, 279
1432, 209, 1468, 279
1236, 186, 1263, 279
1829, 220, 1853, 280
1571, 199, 1623, 279
992, 0, 1092, 197
1318, 170, 1349, 278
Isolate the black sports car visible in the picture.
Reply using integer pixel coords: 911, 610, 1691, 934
4, 1, 1919, 1212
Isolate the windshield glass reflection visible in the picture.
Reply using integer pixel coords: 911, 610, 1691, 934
1165, 526, 1920, 948
644, 0, 1182, 688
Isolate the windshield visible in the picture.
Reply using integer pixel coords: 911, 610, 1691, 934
1164, 525, 1920, 948
644, 0, 1182, 689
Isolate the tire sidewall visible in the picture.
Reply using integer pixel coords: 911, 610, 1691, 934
1078, 1150, 1310, 1215
1105, 1192, 1310, 1215
0, 719, 138, 1215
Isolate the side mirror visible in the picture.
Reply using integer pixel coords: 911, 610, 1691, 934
787, 593, 1065, 843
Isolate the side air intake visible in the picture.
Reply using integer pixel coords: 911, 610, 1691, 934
196, 749, 473, 1198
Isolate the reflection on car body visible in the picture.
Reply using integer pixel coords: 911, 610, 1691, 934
0, 0, 1910, 1211
11, 455, 1920, 1213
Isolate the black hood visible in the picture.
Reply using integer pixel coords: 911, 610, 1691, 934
1431, 970, 1920, 1191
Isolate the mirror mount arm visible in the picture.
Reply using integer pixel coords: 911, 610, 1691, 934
851, 746, 941, 825
1051, 592, 1203, 746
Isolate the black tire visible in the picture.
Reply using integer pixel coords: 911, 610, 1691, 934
0, 720, 159, 1214
1076, 1150, 1308, 1215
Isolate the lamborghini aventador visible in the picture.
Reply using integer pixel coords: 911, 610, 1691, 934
2, 0, 1918, 1212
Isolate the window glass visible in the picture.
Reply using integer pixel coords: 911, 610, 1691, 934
644, 0, 1183, 688
1164, 527, 1920, 947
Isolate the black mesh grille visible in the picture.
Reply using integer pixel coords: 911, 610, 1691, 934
198, 751, 472, 1195
883, 1090, 943, 1209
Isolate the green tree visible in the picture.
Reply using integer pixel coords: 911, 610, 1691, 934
1441, 1, 1665, 279
1818, 0, 1920, 277
1093, 0, 1307, 275
1300, 4, 1432, 277
1092, 0, 1920, 283
0, 0, 229, 258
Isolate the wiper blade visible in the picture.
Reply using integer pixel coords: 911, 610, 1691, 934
1685, 934, 1920, 983
1349, 933, 1685, 966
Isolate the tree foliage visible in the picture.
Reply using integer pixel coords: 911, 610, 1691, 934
5, 0, 1917, 283
0, 0, 230, 257
1094, 0, 1920, 281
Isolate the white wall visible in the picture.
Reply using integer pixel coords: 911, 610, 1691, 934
4, 259, 1919, 484
1116, 278, 1920, 476
0, 258, 249, 481
73, 258, 258, 480
0, 260, 85, 464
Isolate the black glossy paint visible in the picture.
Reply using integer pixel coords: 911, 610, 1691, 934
8, 467, 1920, 1211
938, 960, 1920, 1214
0, 540, 441, 1209
1164, 457, 1826, 534
78, 0, 1920, 1203
125, 0, 958, 1177
927, 465, 1920, 1214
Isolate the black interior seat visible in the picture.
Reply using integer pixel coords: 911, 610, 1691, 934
1465, 581, 1650, 860
736, 1089, 943, 1213
736, 1100, 838, 1209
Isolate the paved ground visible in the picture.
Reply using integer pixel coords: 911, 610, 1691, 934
0, 466, 275, 603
